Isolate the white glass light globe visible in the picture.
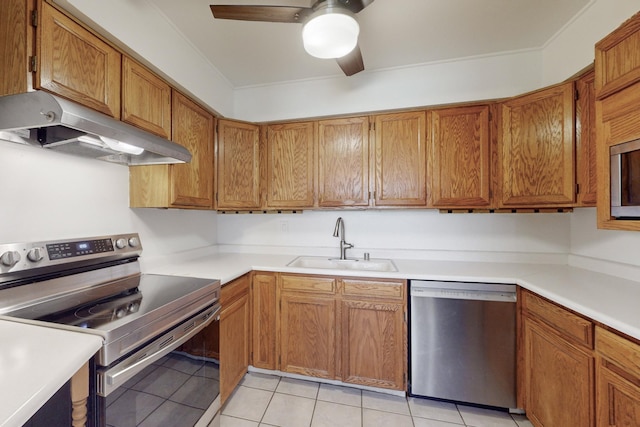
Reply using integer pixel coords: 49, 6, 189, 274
302, 12, 359, 59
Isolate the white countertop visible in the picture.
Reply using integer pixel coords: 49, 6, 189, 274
0, 318, 102, 427
144, 251, 640, 341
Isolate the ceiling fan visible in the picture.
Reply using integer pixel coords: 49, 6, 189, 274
209, 0, 375, 76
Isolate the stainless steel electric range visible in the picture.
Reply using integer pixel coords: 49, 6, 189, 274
0, 233, 221, 427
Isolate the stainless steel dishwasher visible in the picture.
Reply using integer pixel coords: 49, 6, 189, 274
409, 280, 519, 410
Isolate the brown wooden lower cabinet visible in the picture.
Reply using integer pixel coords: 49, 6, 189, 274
521, 288, 640, 427
250, 273, 407, 391
595, 326, 640, 427
523, 316, 595, 427
340, 290, 405, 389
279, 275, 337, 379
251, 272, 278, 370
219, 274, 251, 403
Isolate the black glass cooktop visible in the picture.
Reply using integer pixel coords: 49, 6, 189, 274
9, 274, 220, 337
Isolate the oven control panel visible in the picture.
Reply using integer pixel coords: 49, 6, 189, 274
47, 238, 115, 260
0, 233, 142, 276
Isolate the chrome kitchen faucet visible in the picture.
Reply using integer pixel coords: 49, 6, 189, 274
333, 217, 353, 260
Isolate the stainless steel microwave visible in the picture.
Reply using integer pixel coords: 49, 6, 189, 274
611, 138, 640, 218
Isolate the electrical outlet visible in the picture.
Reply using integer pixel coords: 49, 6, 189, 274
279, 220, 289, 233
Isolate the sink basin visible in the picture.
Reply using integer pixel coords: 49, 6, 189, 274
287, 256, 398, 272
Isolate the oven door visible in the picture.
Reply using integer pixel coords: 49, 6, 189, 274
95, 303, 221, 427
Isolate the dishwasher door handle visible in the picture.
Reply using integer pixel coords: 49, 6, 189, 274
410, 287, 516, 302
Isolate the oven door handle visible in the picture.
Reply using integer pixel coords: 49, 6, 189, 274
98, 303, 221, 397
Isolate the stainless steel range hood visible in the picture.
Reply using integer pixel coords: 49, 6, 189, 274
0, 91, 191, 165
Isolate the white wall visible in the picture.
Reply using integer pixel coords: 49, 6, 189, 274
234, 51, 542, 122
217, 210, 570, 263
0, 141, 217, 258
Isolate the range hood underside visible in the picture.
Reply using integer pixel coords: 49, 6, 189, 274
0, 91, 192, 166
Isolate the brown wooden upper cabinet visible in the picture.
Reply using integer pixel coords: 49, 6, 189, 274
595, 10, 640, 100
266, 122, 316, 209
575, 70, 597, 207
216, 119, 261, 210
596, 11, 640, 231
373, 111, 427, 207
170, 92, 215, 208
129, 91, 214, 209
427, 105, 491, 208
499, 82, 576, 207
121, 57, 172, 138
38, 1, 121, 117
317, 117, 370, 208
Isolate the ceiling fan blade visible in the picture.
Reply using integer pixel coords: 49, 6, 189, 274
210, 5, 313, 23
336, 44, 364, 76
337, 0, 375, 14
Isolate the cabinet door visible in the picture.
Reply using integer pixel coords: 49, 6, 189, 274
122, 57, 171, 138
341, 299, 405, 390
576, 70, 597, 206
595, 11, 640, 99
266, 122, 315, 208
251, 272, 277, 370
596, 361, 640, 427
280, 293, 336, 379
0, 0, 31, 96
38, 2, 121, 117
317, 117, 370, 207
500, 82, 575, 207
217, 119, 261, 210
523, 317, 594, 427
595, 326, 640, 426
170, 91, 214, 208
428, 105, 491, 208
220, 278, 250, 404
373, 111, 427, 206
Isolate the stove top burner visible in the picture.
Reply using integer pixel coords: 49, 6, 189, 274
40, 290, 143, 329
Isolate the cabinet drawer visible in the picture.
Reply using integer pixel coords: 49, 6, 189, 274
522, 291, 593, 348
596, 326, 640, 378
280, 275, 336, 294
221, 274, 250, 306
341, 279, 404, 300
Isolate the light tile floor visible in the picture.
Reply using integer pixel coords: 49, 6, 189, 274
221, 372, 534, 427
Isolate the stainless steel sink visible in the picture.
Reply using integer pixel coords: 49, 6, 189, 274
287, 256, 398, 272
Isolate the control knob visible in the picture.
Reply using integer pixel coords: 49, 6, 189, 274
27, 247, 44, 262
1, 251, 21, 267
115, 238, 127, 249
128, 237, 140, 248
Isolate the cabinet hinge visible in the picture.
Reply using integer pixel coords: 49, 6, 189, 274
576, 183, 580, 195
215, 192, 218, 202
31, 10, 38, 27
29, 56, 37, 73
575, 89, 580, 101
369, 122, 375, 132
488, 111, 493, 122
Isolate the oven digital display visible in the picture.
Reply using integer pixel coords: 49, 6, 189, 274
47, 238, 114, 260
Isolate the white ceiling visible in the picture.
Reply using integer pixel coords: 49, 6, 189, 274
147, 0, 592, 87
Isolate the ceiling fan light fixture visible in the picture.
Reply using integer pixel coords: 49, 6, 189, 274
302, 8, 359, 59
